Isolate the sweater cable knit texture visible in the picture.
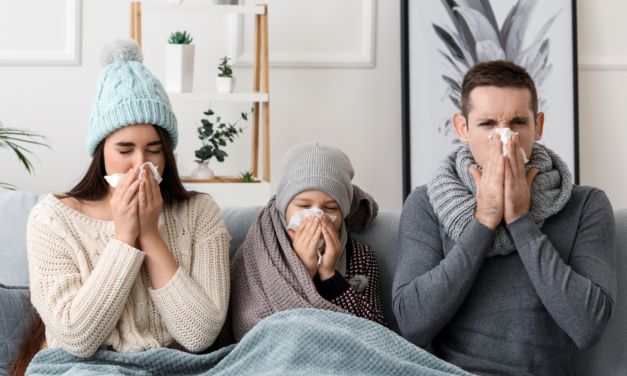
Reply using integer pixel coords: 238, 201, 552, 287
26, 193, 230, 357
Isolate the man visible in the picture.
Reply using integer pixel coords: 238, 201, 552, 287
392, 60, 616, 376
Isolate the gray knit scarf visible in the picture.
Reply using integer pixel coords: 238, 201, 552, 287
427, 143, 572, 257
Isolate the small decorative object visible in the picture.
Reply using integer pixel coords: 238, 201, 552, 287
165, 31, 195, 93
0, 121, 51, 190
191, 161, 214, 180
216, 57, 236, 93
239, 169, 254, 183
213, 0, 239, 4
192, 107, 254, 180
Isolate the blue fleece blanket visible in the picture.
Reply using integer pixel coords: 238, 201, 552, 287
26, 309, 474, 376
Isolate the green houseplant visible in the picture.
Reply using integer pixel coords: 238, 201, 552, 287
0, 122, 51, 190
216, 57, 236, 93
239, 169, 254, 183
192, 107, 254, 180
165, 31, 195, 93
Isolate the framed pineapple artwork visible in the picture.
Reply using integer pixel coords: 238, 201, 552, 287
401, 0, 579, 199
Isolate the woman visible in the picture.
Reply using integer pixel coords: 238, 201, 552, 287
10, 40, 230, 375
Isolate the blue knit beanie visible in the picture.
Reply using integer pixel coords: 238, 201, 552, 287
86, 39, 178, 156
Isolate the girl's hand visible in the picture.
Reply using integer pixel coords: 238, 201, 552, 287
317, 215, 342, 281
288, 215, 322, 279
138, 165, 163, 246
111, 167, 141, 246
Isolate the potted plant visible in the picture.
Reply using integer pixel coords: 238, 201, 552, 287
0, 122, 51, 190
216, 57, 235, 93
239, 169, 254, 183
165, 31, 195, 93
192, 107, 254, 180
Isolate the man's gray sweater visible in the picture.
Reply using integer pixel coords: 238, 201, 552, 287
392, 185, 616, 376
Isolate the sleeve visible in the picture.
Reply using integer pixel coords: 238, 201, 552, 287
149, 195, 231, 352
391, 186, 495, 347
314, 244, 387, 326
27, 209, 144, 358
507, 189, 617, 350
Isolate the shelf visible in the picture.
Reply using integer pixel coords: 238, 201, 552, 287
142, 4, 265, 15
167, 91, 268, 102
180, 176, 261, 183
183, 180, 271, 208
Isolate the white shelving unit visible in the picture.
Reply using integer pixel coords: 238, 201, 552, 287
142, 4, 265, 14
130, 2, 272, 207
182, 180, 271, 208
166, 91, 269, 102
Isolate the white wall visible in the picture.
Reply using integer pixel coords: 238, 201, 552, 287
0, 0, 403, 211
0, 0, 625, 212
577, 0, 627, 211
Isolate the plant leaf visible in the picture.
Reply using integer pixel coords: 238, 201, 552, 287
433, 24, 471, 68
500, 0, 538, 61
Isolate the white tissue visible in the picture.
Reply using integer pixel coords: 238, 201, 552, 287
104, 161, 163, 188
489, 128, 529, 164
287, 207, 337, 265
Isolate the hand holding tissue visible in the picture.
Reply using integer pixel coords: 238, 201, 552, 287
104, 162, 163, 188
287, 208, 337, 265
489, 128, 529, 164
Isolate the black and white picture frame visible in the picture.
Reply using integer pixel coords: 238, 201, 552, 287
401, 0, 579, 199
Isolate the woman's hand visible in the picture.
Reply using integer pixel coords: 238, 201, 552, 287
138, 165, 163, 246
111, 167, 141, 246
317, 215, 342, 281
288, 215, 322, 279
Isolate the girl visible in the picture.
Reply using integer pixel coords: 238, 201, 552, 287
225, 142, 386, 343
11, 40, 230, 375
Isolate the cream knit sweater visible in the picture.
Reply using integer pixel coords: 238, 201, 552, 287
27, 193, 231, 357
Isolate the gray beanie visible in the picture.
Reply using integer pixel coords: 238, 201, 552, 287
276, 142, 355, 276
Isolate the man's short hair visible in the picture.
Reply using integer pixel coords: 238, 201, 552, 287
461, 60, 538, 119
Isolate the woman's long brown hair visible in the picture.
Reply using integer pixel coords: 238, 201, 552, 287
9, 125, 197, 376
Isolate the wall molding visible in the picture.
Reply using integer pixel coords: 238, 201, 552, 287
578, 56, 627, 71
0, 0, 81, 66
228, 0, 377, 68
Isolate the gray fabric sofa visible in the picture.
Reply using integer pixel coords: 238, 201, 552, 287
0, 188, 625, 375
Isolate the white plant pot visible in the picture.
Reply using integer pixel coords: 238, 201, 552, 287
165, 44, 195, 93
216, 77, 236, 93
191, 162, 215, 180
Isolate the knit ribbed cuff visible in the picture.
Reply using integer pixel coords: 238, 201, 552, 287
457, 218, 496, 255
507, 213, 543, 249
314, 271, 351, 301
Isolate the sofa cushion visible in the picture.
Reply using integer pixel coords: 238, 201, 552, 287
0, 284, 34, 376
0, 189, 46, 286
351, 212, 401, 334
571, 208, 627, 376
221, 206, 263, 259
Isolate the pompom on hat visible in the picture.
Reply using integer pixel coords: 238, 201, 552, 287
86, 39, 178, 156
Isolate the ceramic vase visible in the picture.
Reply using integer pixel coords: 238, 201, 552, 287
165, 44, 195, 92
191, 162, 215, 180
216, 77, 236, 93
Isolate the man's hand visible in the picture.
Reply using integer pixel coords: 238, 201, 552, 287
504, 134, 538, 224
469, 135, 506, 230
